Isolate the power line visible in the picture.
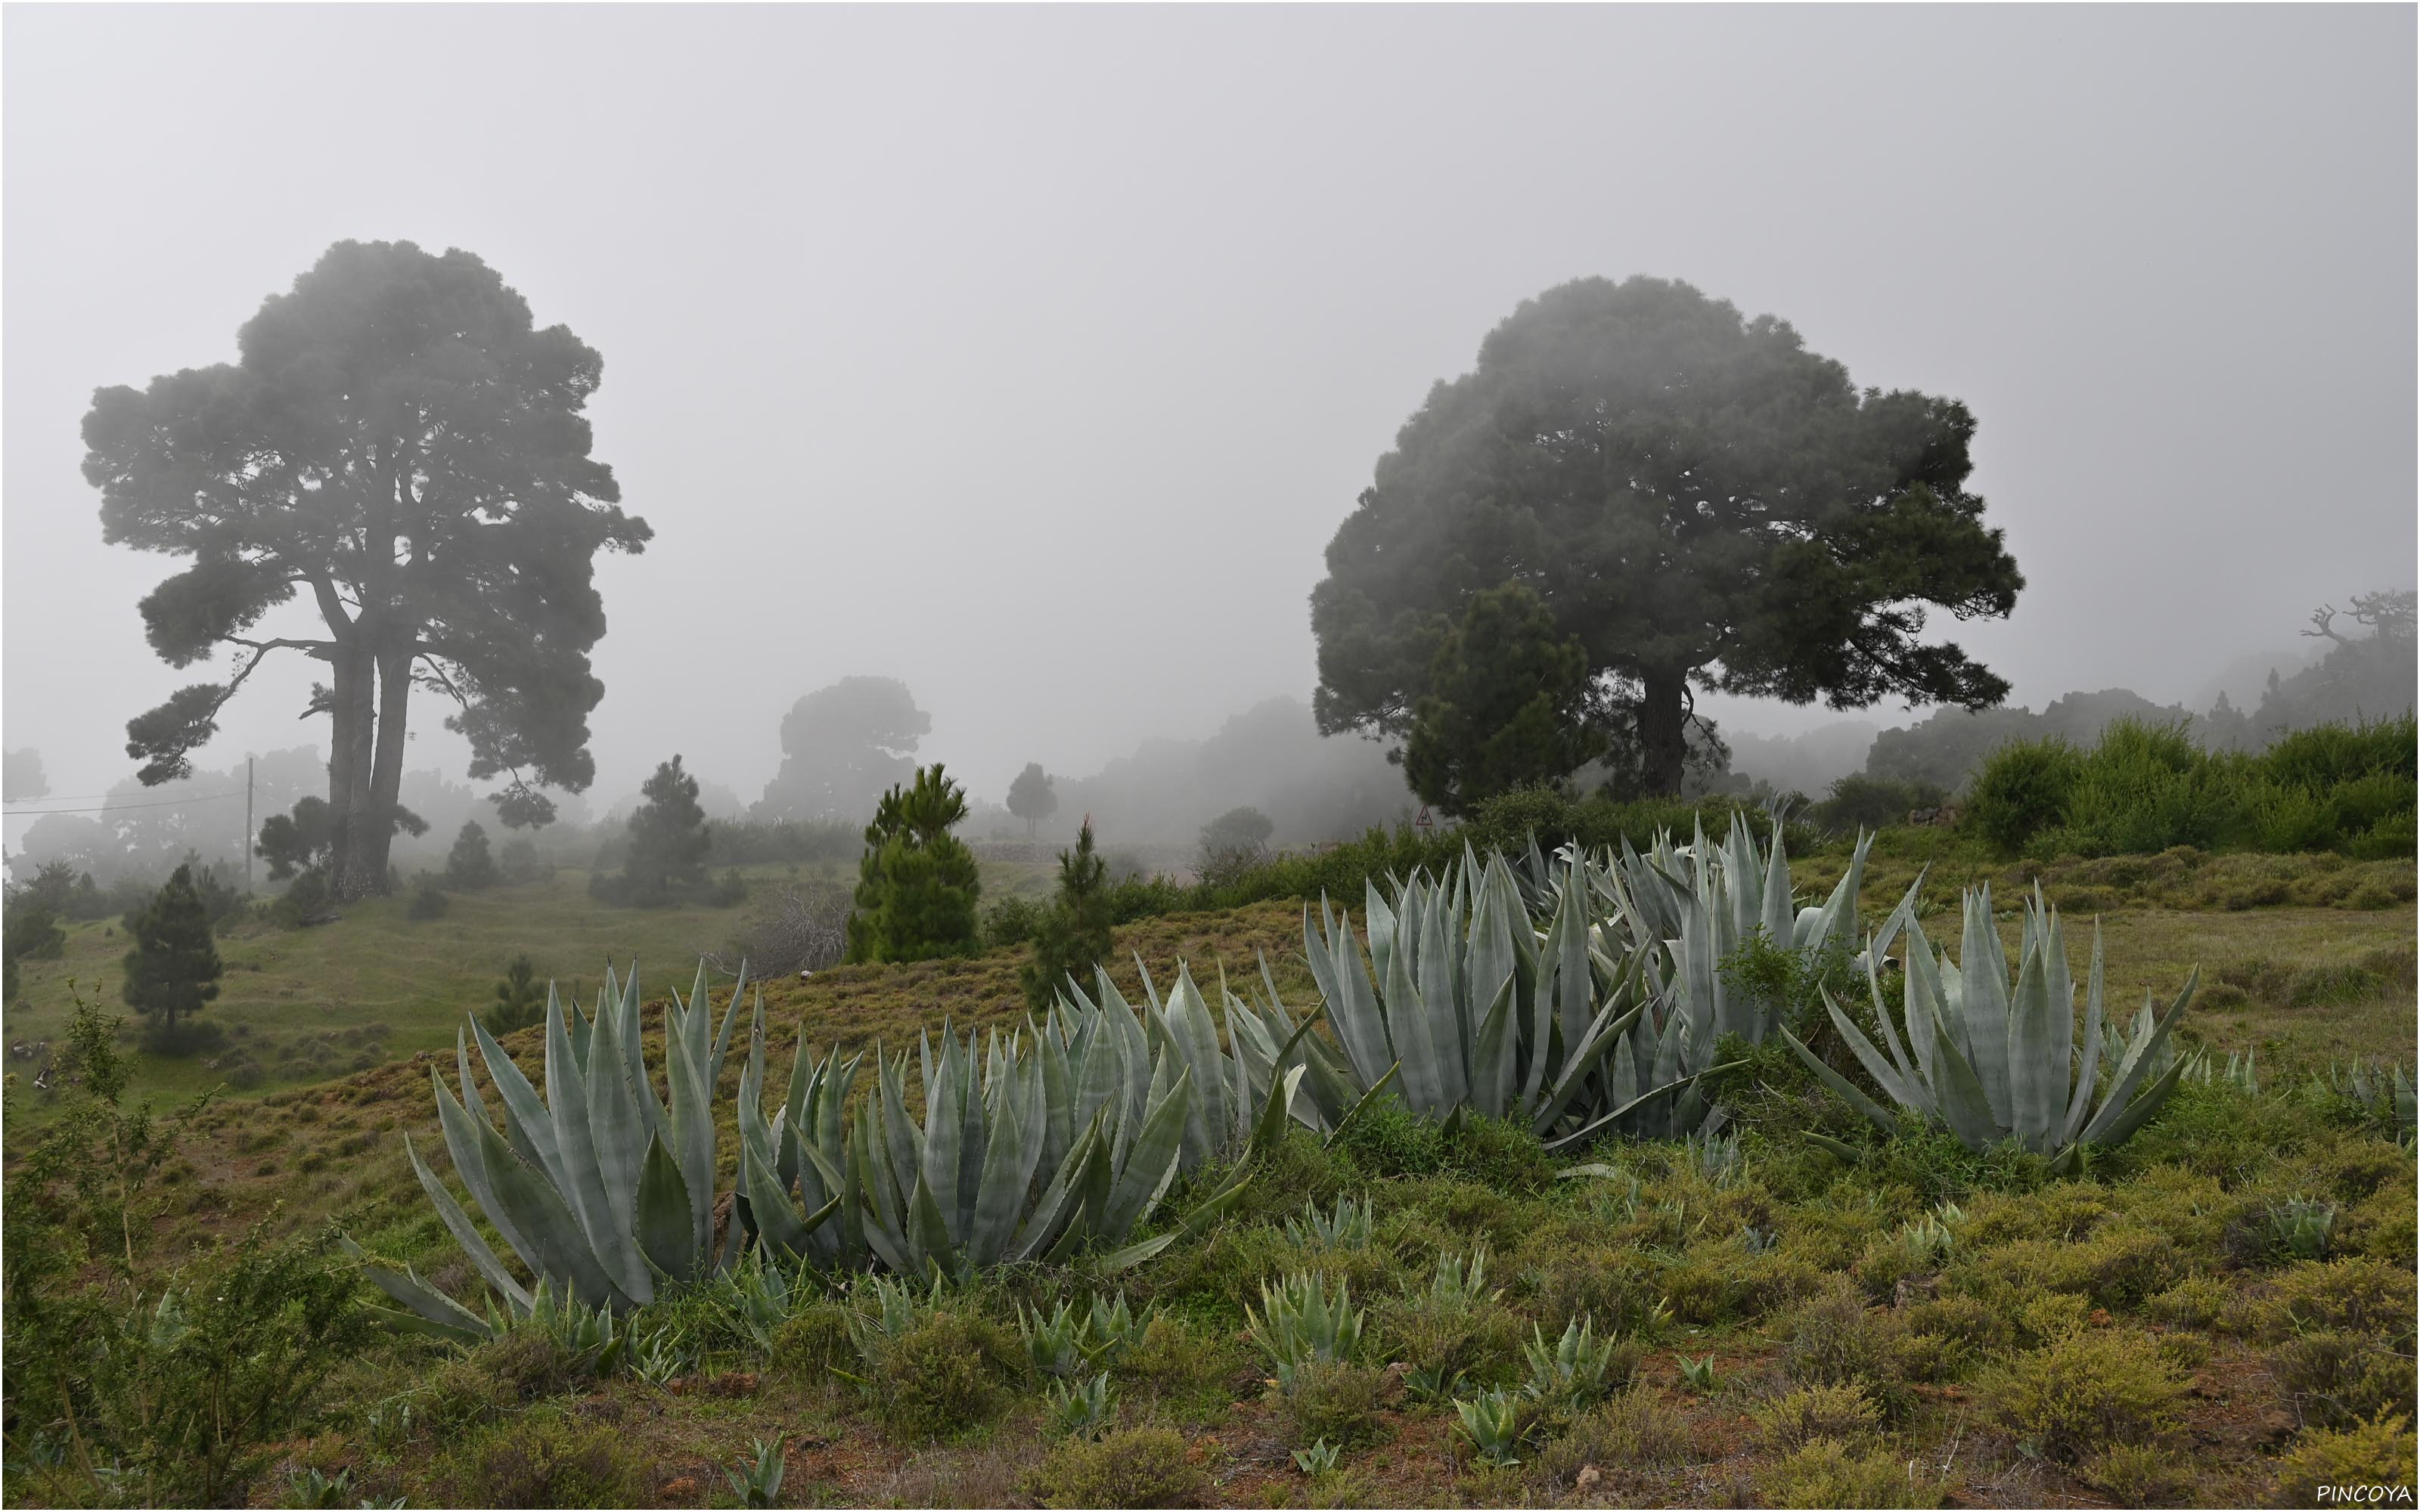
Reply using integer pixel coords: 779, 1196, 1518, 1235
2, 792, 246, 815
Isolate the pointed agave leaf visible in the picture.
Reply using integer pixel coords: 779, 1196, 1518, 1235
402, 1132, 532, 1312
470, 1015, 569, 1196
2076, 1055, 2188, 1153
1540, 1069, 1724, 1153
966, 1064, 1037, 1264
2063, 921, 2108, 1145
2079, 969, 2198, 1145
636, 1130, 697, 1281
340, 1235, 494, 1342
430, 1070, 540, 1272
1925, 1012, 2006, 1154
2004, 934, 2062, 1152
544, 996, 647, 1301
1954, 887, 2015, 1126
584, 993, 647, 1252
1102, 1068, 1192, 1238
1813, 985, 1925, 1114
467, 1092, 628, 1309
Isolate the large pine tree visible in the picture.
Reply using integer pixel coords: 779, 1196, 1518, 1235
85, 240, 650, 898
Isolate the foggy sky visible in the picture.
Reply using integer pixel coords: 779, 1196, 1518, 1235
5, 5, 2413, 815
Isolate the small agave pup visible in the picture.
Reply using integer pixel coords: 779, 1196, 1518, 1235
347, 961, 752, 1339
1784, 882, 2198, 1170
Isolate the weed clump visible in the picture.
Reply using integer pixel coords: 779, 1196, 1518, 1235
1525, 1386, 1689, 1489
1754, 1383, 1883, 1452
1277, 1359, 1392, 1448
1981, 1328, 2186, 1463
450, 1409, 648, 1508
1778, 1275, 1914, 1412
864, 1309, 1024, 1438
1755, 1438, 1944, 1509
1029, 1424, 1205, 1508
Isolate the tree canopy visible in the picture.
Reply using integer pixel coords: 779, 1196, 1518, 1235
84, 240, 649, 897
1311, 275, 2024, 797
1402, 583, 1609, 816
756, 677, 930, 823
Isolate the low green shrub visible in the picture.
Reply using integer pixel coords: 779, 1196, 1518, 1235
864, 1309, 1025, 1438
1028, 1424, 1205, 1509
1754, 1383, 1883, 1452
1277, 1359, 1392, 1448
769, 1302, 856, 1380
1778, 1275, 1913, 1411
1756, 1438, 1946, 1509
449, 1409, 648, 1509
2271, 1331, 2414, 1431
1981, 1329, 2186, 1463
2273, 1414, 2418, 1507
1525, 1386, 1689, 1485
2085, 1441, 2186, 1504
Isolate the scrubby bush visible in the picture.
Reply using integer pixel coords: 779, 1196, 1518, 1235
449, 1409, 649, 1509
1754, 1383, 1883, 1452
1028, 1424, 1204, 1509
1022, 822, 1116, 1011
2270, 1331, 2414, 1431
1965, 714, 2415, 858
1981, 1329, 2186, 1463
865, 1309, 1023, 1438
1525, 1387, 1690, 1489
2273, 1414, 2418, 1507
1756, 1438, 1945, 1509
1277, 1359, 1391, 1448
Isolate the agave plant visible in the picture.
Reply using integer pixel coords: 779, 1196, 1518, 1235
1249, 1272, 1366, 1387
1562, 814, 1877, 1141
1785, 883, 2198, 1170
1301, 848, 1660, 1142
349, 961, 746, 1337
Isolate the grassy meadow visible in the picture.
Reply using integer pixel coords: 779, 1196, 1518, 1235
4, 835, 2415, 1510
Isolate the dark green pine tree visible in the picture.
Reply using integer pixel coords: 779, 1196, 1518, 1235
445, 821, 501, 891
1404, 583, 1610, 817
1021, 820, 1115, 1012
604, 756, 714, 906
845, 764, 982, 964
121, 863, 224, 1054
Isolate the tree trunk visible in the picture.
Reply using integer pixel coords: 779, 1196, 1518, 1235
326, 640, 377, 897
1638, 668, 1688, 798
353, 639, 415, 893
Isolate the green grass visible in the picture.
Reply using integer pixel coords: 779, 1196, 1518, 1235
2, 858, 1081, 1122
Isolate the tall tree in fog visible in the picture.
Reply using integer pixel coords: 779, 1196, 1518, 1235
1311, 276, 2024, 798
757, 677, 930, 823
1006, 762, 1057, 838
82, 240, 650, 899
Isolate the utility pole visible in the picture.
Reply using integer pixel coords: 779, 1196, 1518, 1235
246, 757, 254, 892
